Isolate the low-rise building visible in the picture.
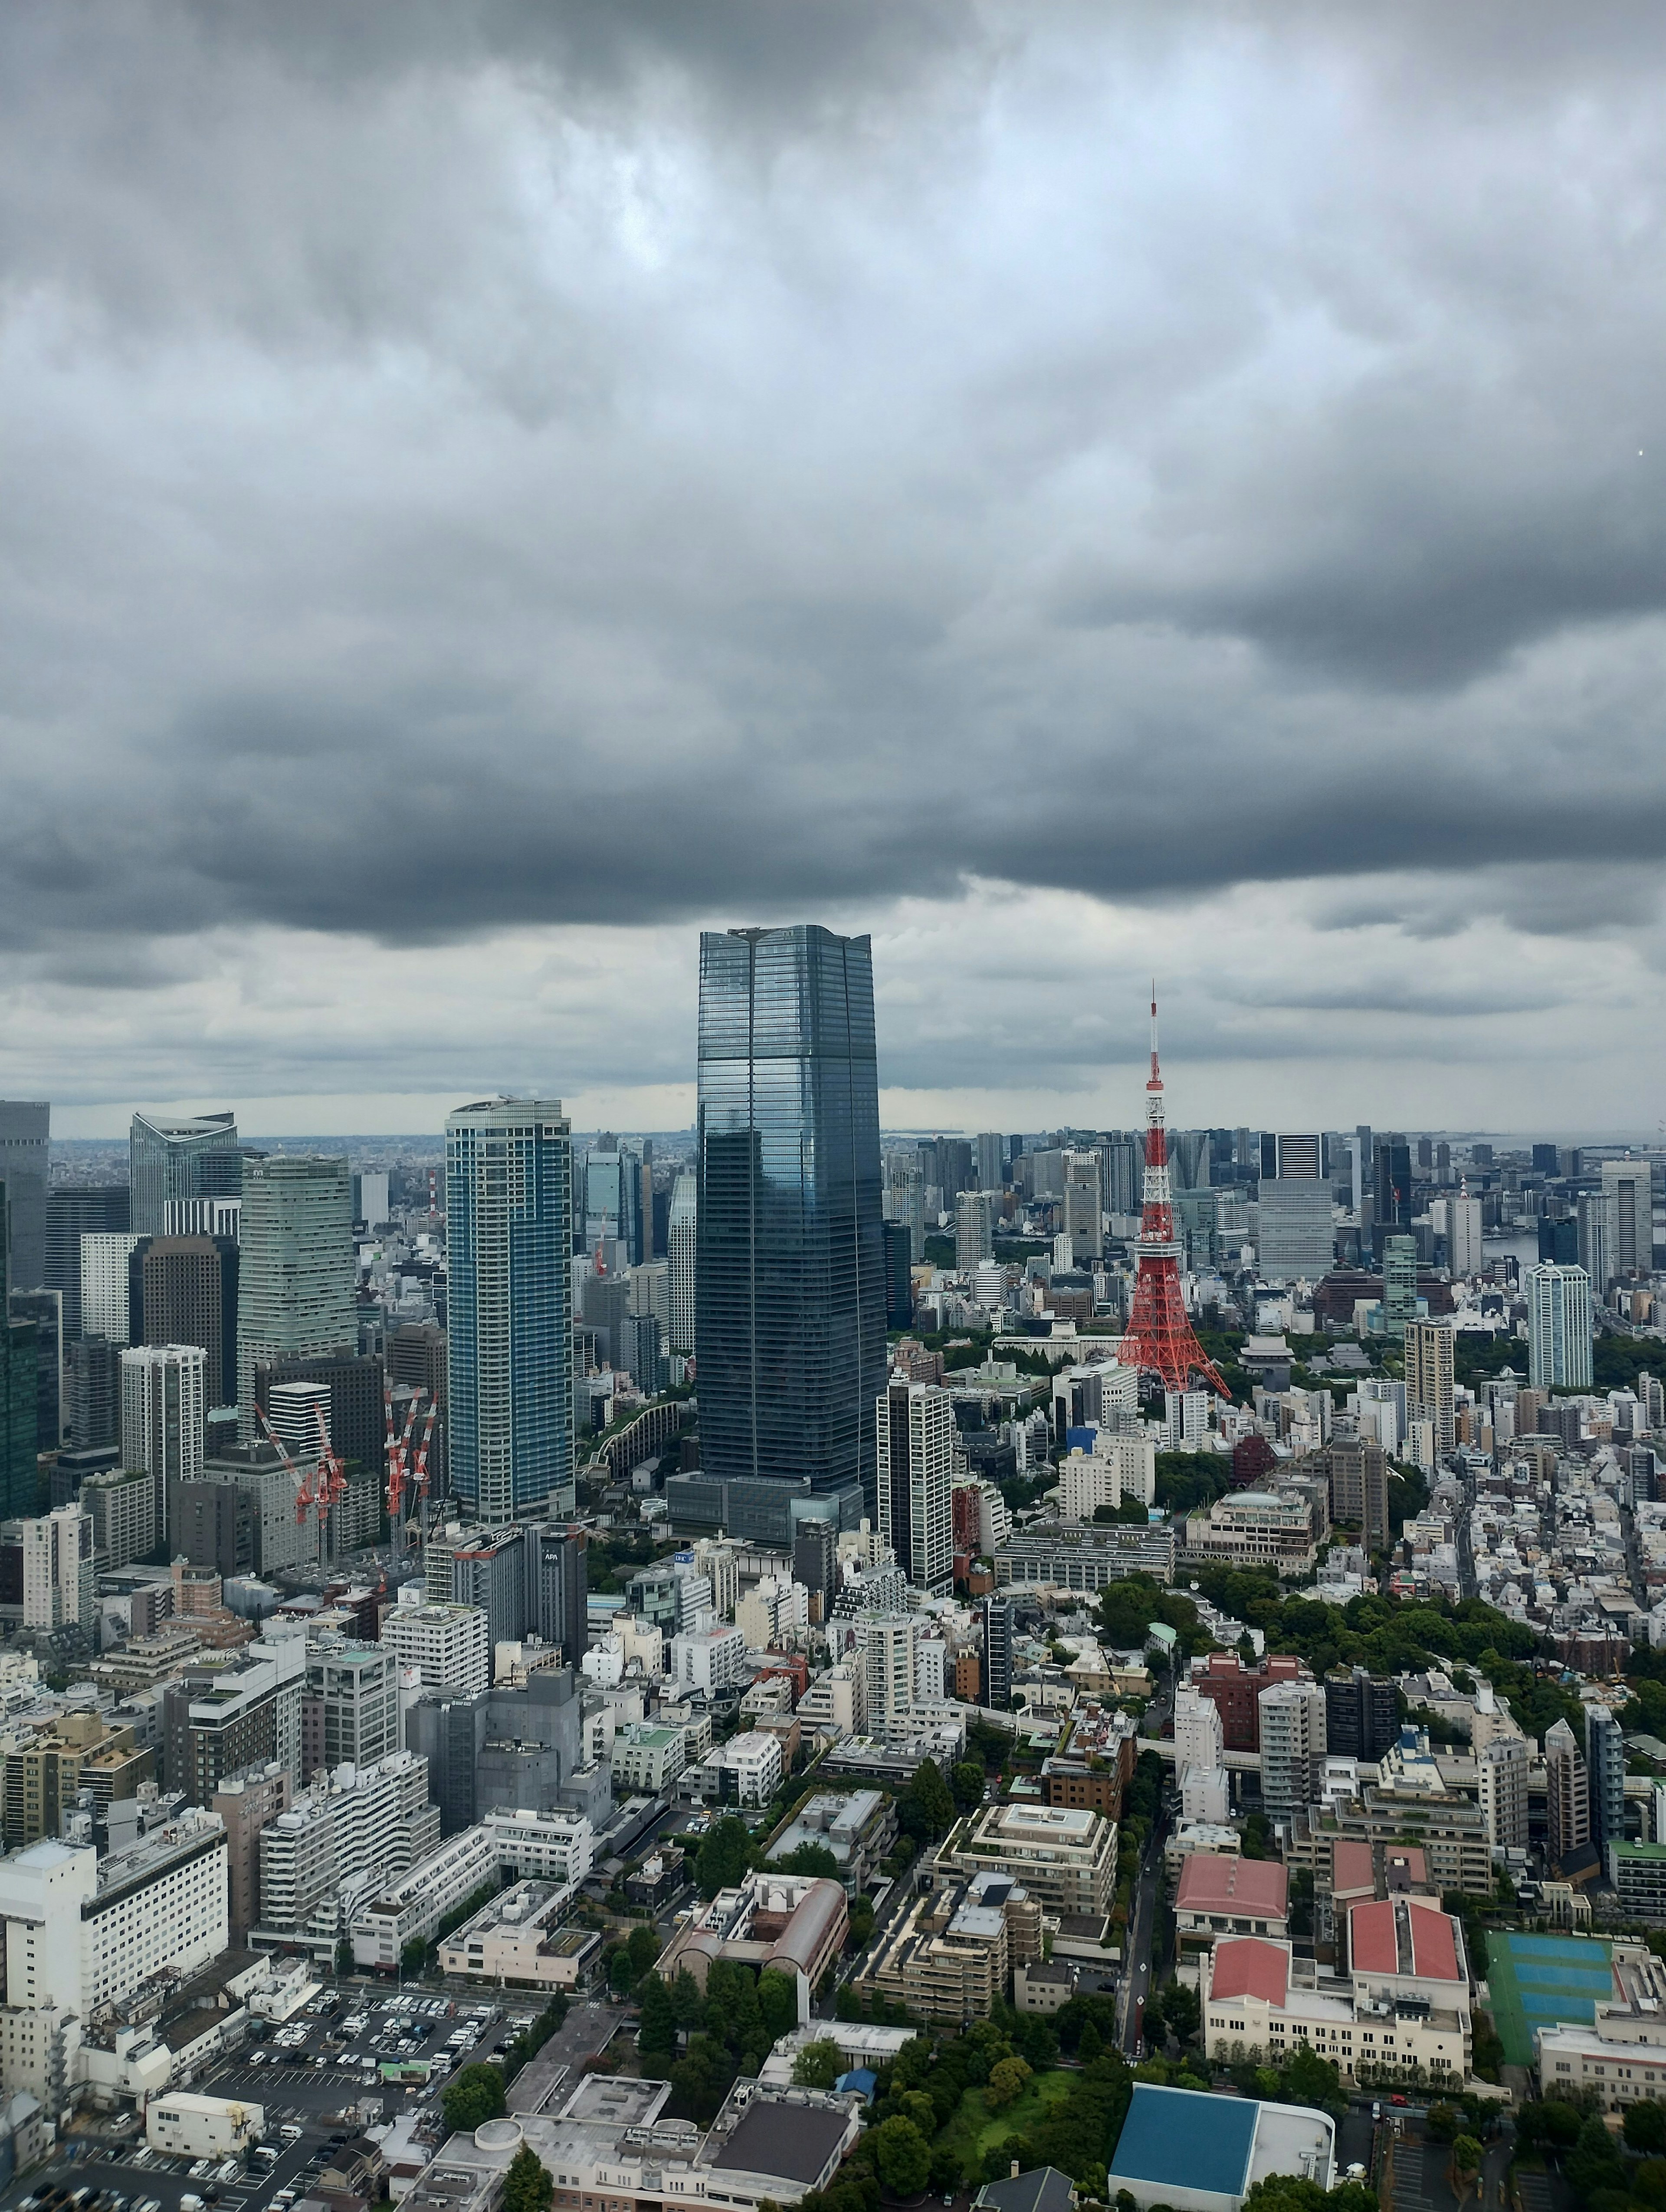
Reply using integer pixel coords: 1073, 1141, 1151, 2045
350, 1824, 499, 1971
1108, 2079, 1334, 2212
654, 1874, 846, 2025
1539, 1941, 1666, 2109
613, 1723, 687, 1794
994, 1521, 1176, 1594
861, 1870, 1042, 2025
148, 2091, 264, 2160
1182, 1492, 1318, 1577
482, 1807, 595, 1887
766, 1790, 895, 1894
681, 1730, 784, 1810
436, 1879, 601, 1988
945, 1802, 1118, 1920
1175, 1854, 1289, 1950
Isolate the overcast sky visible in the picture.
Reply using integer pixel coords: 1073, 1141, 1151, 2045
7, 2, 1666, 1139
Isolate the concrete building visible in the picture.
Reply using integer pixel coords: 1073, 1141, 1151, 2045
995, 1519, 1175, 1593
1477, 1734, 1529, 1852
1057, 1431, 1157, 1522
148, 2092, 264, 2160
211, 1761, 293, 1940
1108, 2081, 1334, 2212
1258, 1681, 1327, 1822
1527, 1264, 1594, 1391
861, 1868, 1042, 2026
948, 1803, 1117, 1920
135, 1237, 238, 1411
668, 1623, 747, 1698
1404, 1322, 1456, 1458
1602, 1158, 1654, 1280
80, 1234, 141, 1346
349, 1824, 501, 1970
237, 1155, 355, 1440
612, 1723, 688, 1794
121, 1343, 206, 1542
81, 1464, 157, 1571
1182, 1492, 1318, 1577
21, 1505, 93, 1631
382, 1602, 492, 1699
667, 1175, 697, 1355
1175, 1855, 1289, 1948
682, 1730, 784, 1810
655, 1872, 847, 2023
955, 1192, 994, 1276
0, 1712, 151, 1849
254, 1750, 440, 1949
1546, 1717, 1593, 1875
164, 1635, 307, 1801
304, 1643, 401, 1774
875, 1383, 954, 1596
481, 1806, 595, 1886
436, 1879, 599, 1988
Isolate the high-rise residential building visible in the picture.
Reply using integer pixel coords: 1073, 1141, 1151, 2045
882, 1223, 914, 1329
121, 1344, 206, 1538
21, 1505, 93, 1630
134, 1235, 238, 1408
1448, 1190, 1483, 1277
64, 1335, 120, 1453
1602, 1158, 1654, 1279
351, 1170, 390, 1231
164, 1638, 308, 1799
1256, 1180, 1335, 1283
1259, 1132, 1322, 1181
80, 1233, 141, 1344
129, 1112, 241, 1238
80, 1463, 157, 1568
304, 1644, 401, 1774
1061, 1153, 1103, 1261
1577, 1191, 1614, 1296
45, 1185, 129, 1337
876, 1382, 954, 1596
446, 1098, 574, 1524
1528, 1263, 1593, 1390
1382, 1235, 1418, 1341
665, 1173, 695, 1357
1405, 1321, 1456, 1457
0, 1105, 49, 1292
1478, 1734, 1529, 1851
1258, 1679, 1327, 1820
955, 1190, 994, 1275
236, 1155, 354, 1437
695, 926, 885, 1535
381, 1600, 492, 1698
1545, 1718, 1591, 1874
975, 1133, 1005, 1192
1323, 1437, 1390, 1548
212, 1763, 292, 1940
1587, 1705, 1626, 1859
1323, 1668, 1398, 1763
981, 1592, 1013, 1709
885, 1167, 926, 1262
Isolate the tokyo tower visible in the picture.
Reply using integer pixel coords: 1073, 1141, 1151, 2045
1118, 988, 1229, 1397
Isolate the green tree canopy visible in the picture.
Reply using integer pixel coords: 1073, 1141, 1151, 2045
898, 1757, 956, 1842
950, 1761, 987, 1813
441, 2063, 507, 2134
502, 2147, 553, 2212
792, 2039, 844, 2089
637, 1973, 677, 2058
757, 1967, 800, 2042
1627, 2102, 1666, 2153
772, 1841, 842, 1879
697, 1816, 756, 1898
985, 2055, 1033, 2108
872, 2117, 932, 2197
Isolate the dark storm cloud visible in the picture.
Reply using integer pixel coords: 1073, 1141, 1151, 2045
7, 0, 1666, 984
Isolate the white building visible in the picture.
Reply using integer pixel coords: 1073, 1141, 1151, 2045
859, 1614, 921, 1723
1174, 1684, 1230, 1825
1602, 1158, 1654, 1281
612, 1724, 688, 1793
1256, 1179, 1335, 1284
482, 1806, 595, 1886
1258, 1681, 1327, 1821
668, 1175, 697, 1355
1528, 1263, 1594, 1390
1448, 1194, 1483, 1278
148, 2093, 264, 2160
875, 1382, 955, 1594
79, 1466, 157, 1571
121, 1343, 207, 1518
1058, 1431, 1158, 1521
736, 1579, 809, 1650
80, 1234, 141, 1345
256, 1751, 440, 1943
797, 1666, 865, 1737
380, 1602, 492, 1698
21, 1506, 93, 1632
684, 1730, 784, 1810
350, 1825, 499, 1970
667, 1623, 747, 1698
1478, 1734, 1529, 1851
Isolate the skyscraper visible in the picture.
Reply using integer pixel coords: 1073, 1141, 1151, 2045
974, 1132, 1005, 1192
237, 1156, 355, 1430
955, 1189, 994, 1274
1373, 1137, 1413, 1258
446, 1097, 574, 1524
134, 1235, 239, 1408
45, 1185, 129, 1336
80, 1233, 141, 1345
667, 1173, 697, 1354
121, 1342, 206, 1541
1577, 1191, 1613, 1296
1259, 1132, 1322, 1181
876, 1381, 954, 1595
694, 926, 885, 1535
1256, 1179, 1335, 1283
1404, 1320, 1456, 1457
1587, 1704, 1625, 1859
881, 1222, 913, 1329
129, 1112, 242, 1237
0, 1181, 40, 1518
1061, 1152, 1103, 1261
1448, 1188, 1483, 1277
0, 1105, 49, 1292
1601, 1158, 1654, 1279
1545, 1718, 1591, 1875
1381, 1235, 1418, 1342
1528, 1263, 1593, 1390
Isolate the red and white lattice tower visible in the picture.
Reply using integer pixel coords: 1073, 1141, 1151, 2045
1118, 987, 1229, 1397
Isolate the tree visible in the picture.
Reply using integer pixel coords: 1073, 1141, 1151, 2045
502, 2148, 553, 2212
442, 2063, 507, 2134
950, 1761, 986, 1814
872, 2117, 931, 2198
697, 1816, 755, 1898
758, 1968, 800, 2042
669, 2032, 736, 2126
610, 1948, 634, 1996
793, 2040, 844, 2089
1628, 2103, 1666, 2154
627, 1924, 662, 1977
1160, 1981, 1200, 2042
898, 1758, 956, 1843
1077, 2022, 1102, 2066
1424, 2104, 1458, 2145
773, 1842, 842, 1879
1280, 2045, 1345, 2117
1450, 2137, 1482, 2199
985, 2056, 1033, 2109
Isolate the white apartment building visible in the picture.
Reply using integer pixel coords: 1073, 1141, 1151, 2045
350, 1824, 498, 1969
685, 1730, 784, 1810
736, 1578, 809, 1650
797, 1666, 865, 1737
860, 1614, 921, 1724
482, 1806, 595, 1886
1478, 1734, 1529, 1851
1058, 1431, 1158, 1521
1173, 1684, 1230, 1825
255, 1751, 440, 1944
380, 1602, 492, 1698
80, 1234, 141, 1345
668, 1175, 697, 1354
21, 1506, 93, 1632
1259, 1681, 1328, 1821
612, 1724, 688, 1793
949, 1803, 1118, 1919
667, 1623, 747, 1698
917, 1636, 947, 1702
692, 1538, 739, 1621
1528, 1264, 1594, 1391
121, 1343, 207, 1516
876, 1383, 955, 1595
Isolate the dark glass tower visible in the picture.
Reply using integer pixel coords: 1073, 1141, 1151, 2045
695, 926, 886, 1516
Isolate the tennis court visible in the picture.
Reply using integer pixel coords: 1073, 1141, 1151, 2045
1486, 1931, 1615, 2066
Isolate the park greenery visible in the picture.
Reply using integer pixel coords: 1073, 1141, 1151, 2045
502, 2146, 554, 2212
440, 2061, 506, 2134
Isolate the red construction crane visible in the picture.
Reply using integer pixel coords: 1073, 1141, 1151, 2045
255, 1403, 316, 1525
384, 1383, 420, 1521
313, 1403, 348, 1516
407, 1397, 438, 1510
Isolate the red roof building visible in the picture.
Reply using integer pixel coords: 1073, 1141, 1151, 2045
1206, 1937, 1291, 2008
1175, 1854, 1289, 1944
1347, 1896, 1463, 1984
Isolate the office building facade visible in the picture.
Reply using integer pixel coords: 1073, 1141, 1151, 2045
1602, 1158, 1655, 1280
121, 1344, 206, 1533
667, 1174, 697, 1353
133, 1235, 239, 1408
236, 1155, 355, 1435
1257, 1180, 1335, 1282
695, 926, 885, 1538
446, 1098, 573, 1524
45, 1186, 129, 1337
129, 1113, 241, 1239
0, 1106, 49, 1293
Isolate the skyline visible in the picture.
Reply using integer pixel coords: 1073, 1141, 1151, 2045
8, 9, 1666, 1128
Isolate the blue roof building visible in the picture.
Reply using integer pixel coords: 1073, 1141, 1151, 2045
1107, 2083, 1335, 2212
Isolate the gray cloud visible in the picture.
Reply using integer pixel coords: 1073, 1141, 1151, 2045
7, 0, 1666, 1109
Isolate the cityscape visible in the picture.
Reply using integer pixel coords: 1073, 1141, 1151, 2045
7, 13, 1666, 2212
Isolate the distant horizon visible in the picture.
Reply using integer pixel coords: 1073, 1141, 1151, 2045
43, 1126, 1666, 1153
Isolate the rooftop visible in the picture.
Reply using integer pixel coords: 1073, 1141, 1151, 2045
1109, 2083, 1256, 2199
1209, 1937, 1291, 2009
1175, 1854, 1287, 1917
706, 2098, 851, 2186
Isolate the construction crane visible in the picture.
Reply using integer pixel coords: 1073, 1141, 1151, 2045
313, 1403, 348, 1517
254, 1404, 316, 1526
384, 1382, 421, 1521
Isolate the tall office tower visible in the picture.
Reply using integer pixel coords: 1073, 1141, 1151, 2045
981, 1592, 1013, 1709
9, 1290, 61, 1450
163, 1197, 242, 1241
582, 1146, 640, 1261
885, 1167, 926, 1262
629, 1259, 671, 1332
1381, 1235, 1418, 1342
1545, 1718, 1592, 1873
0, 1105, 49, 1291
791, 1515, 838, 1620
975, 1132, 1005, 1191
1538, 1217, 1579, 1265
1258, 1679, 1327, 1820
667, 1174, 697, 1353
1478, 1734, 1529, 1851
529, 1522, 588, 1663
121, 1342, 206, 1534
1602, 1157, 1654, 1279
64, 1335, 120, 1452
1587, 1704, 1625, 1858
1415, 1136, 1433, 1171
876, 1382, 954, 1596
133, 1235, 238, 1407
695, 926, 885, 1534
129, 1111, 241, 1237
1170, 1129, 1209, 1190
1104, 1135, 1142, 1218
1354, 1125, 1373, 1176
1259, 1132, 1322, 1181
1531, 1143, 1559, 1176
1372, 1137, 1413, 1257
0, 1183, 39, 1519
1577, 1191, 1614, 1296
1449, 1187, 1484, 1277
1322, 1667, 1397, 1763
446, 1098, 574, 1524
1061, 1152, 1103, 1261
1404, 1320, 1456, 1456
351, 1170, 390, 1231
955, 1189, 994, 1274
80, 1232, 141, 1345
21, 1505, 93, 1630
1527, 1263, 1593, 1390
45, 1185, 129, 1337
620, 1312, 667, 1394
237, 1155, 354, 1433
882, 1223, 914, 1329
1256, 1179, 1335, 1283
935, 1139, 974, 1206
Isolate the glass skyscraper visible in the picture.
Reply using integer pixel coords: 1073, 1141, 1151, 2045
130, 1112, 242, 1237
236, 1155, 356, 1433
446, 1098, 574, 1524
695, 926, 885, 1528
